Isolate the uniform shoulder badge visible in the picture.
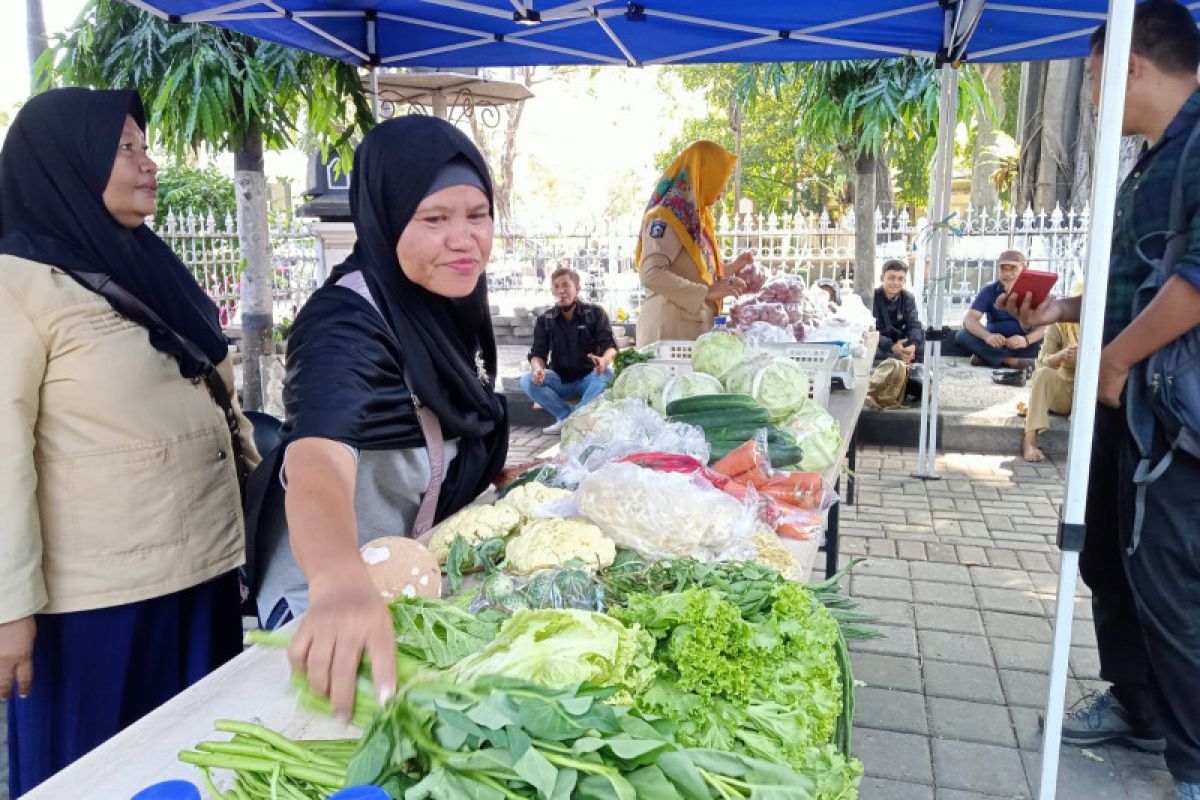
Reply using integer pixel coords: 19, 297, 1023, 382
648, 219, 666, 239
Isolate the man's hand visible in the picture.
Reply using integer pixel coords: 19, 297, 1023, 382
587, 353, 611, 375
532, 366, 546, 386
0, 616, 35, 701
986, 333, 1007, 349
1098, 347, 1130, 408
1004, 335, 1028, 350
997, 291, 1061, 330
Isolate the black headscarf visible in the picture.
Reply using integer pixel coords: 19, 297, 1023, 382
254, 115, 507, 536
0, 88, 226, 378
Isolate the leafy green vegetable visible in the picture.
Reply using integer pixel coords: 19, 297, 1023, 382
611, 347, 653, 381
448, 609, 657, 704
445, 534, 507, 594
389, 596, 505, 669
611, 363, 671, 405
347, 676, 822, 799
782, 404, 843, 472
609, 584, 862, 799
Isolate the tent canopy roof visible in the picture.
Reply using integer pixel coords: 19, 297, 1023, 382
126, 1, 1188, 68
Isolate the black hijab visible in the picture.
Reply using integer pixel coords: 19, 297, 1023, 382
0, 88, 226, 378
256, 115, 507, 537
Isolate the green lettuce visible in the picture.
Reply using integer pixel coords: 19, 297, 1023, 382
782, 404, 843, 472
612, 363, 671, 405
724, 355, 812, 423
658, 372, 725, 414
692, 329, 746, 379
448, 608, 657, 703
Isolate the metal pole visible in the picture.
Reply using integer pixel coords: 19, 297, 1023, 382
367, 13, 379, 120
914, 64, 958, 479
1037, 1, 1132, 797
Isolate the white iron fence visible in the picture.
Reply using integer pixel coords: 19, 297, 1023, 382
152, 209, 320, 330
159, 203, 1090, 328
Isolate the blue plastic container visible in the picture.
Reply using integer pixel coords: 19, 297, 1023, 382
129, 781, 200, 800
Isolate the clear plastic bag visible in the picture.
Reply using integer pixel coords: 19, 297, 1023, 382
730, 301, 789, 329
575, 461, 759, 562
555, 407, 710, 487
737, 262, 769, 294
738, 320, 796, 347
471, 561, 606, 614
758, 274, 807, 305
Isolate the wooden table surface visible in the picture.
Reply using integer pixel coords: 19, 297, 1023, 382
28, 335, 876, 799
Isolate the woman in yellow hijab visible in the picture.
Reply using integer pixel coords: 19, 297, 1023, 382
634, 140, 754, 346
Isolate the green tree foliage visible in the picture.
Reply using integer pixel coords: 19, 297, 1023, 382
37, 0, 372, 165
735, 59, 993, 210
657, 65, 842, 218
153, 164, 236, 229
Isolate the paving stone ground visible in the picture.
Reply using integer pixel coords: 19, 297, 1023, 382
843, 445, 1174, 800
0, 433, 1175, 799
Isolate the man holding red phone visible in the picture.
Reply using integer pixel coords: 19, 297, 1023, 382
1000, 4, 1200, 796
954, 249, 1047, 369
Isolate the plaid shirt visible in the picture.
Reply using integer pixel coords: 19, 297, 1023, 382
1105, 89, 1200, 346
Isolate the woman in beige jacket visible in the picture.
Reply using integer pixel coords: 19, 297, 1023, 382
635, 140, 754, 345
0, 88, 257, 795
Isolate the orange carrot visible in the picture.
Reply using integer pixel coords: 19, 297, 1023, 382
759, 484, 818, 510
763, 471, 823, 495
735, 463, 771, 489
711, 439, 763, 477
719, 480, 754, 502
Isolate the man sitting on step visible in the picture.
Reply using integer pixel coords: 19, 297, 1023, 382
520, 267, 617, 435
954, 249, 1046, 370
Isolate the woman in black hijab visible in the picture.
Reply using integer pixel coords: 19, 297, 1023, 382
0, 88, 254, 794
249, 115, 508, 718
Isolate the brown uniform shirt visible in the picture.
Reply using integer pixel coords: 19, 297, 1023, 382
635, 219, 713, 346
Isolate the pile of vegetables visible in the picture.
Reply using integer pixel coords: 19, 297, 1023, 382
666, 394, 802, 467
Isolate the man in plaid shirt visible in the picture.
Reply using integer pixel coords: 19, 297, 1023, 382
1003, 3, 1200, 797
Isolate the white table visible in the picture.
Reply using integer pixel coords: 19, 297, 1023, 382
28, 338, 876, 798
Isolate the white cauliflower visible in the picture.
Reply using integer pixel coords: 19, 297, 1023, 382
427, 503, 521, 563
494, 482, 572, 524
505, 517, 617, 576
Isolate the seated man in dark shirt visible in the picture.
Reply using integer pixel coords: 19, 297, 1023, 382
873, 259, 925, 364
954, 249, 1046, 369
521, 267, 618, 434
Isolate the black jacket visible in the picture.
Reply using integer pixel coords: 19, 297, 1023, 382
873, 287, 924, 361
529, 301, 617, 383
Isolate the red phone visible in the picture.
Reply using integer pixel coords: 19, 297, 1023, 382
1004, 269, 1058, 308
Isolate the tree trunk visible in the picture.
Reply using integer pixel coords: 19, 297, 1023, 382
1017, 59, 1086, 211
234, 123, 273, 412
26, 0, 46, 91
970, 64, 1004, 210
874, 153, 894, 219
853, 154, 877, 302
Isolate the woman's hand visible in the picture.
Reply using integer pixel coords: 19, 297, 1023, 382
0, 616, 35, 700
288, 568, 397, 721
730, 251, 755, 273
705, 275, 747, 304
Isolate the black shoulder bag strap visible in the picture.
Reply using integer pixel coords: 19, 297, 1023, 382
63, 269, 250, 499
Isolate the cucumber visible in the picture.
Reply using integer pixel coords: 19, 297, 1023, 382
666, 393, 761, 416
767, 442, 804, 468
669, 407, 770, 430
704, 422, 771, 442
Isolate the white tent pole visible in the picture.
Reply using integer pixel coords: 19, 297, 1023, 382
914, 62, 958, 479
1037, 1, 1132, 798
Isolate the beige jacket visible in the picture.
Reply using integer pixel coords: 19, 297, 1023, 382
635, 220, 714, 346
0, 255, 257, 621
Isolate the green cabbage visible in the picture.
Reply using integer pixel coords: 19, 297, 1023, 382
612, 363, 671, 405
448, 609, 657, 702
724, 356, 812, 423
692, 330, 746, 379
782, 404, 843, 472
657, 372, 725, 414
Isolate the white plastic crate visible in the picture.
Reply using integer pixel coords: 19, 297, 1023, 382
637, 339, 837, 409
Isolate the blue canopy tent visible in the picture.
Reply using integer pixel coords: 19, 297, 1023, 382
116, 2, 1181, 798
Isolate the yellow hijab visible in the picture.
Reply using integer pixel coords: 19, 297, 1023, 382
635, 140, 737, 287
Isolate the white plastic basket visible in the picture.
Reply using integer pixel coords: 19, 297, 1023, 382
637, 339, 838, 409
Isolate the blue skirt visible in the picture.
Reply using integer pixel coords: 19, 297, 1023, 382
6, 572, 242, 797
